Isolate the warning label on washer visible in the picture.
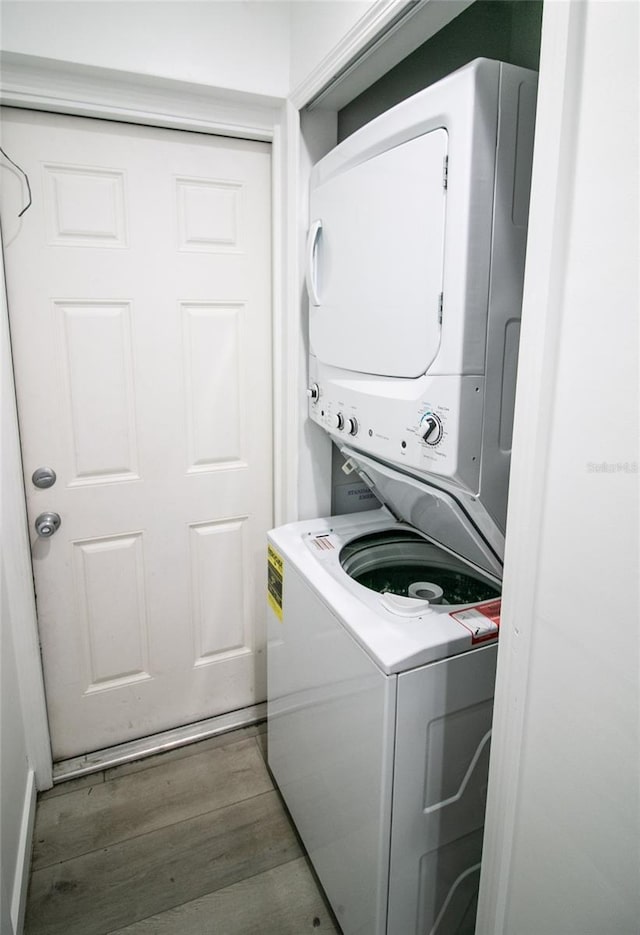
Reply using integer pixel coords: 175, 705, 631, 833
451, 599, 501, 644
267, 545, 284, 621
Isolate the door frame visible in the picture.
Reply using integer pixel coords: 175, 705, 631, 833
0, 51, 299, 788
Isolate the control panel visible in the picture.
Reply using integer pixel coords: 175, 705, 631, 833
306, 370, 484, 494
325, 410, 359, 436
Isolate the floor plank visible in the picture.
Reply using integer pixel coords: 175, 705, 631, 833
104, 723, 266, 781
33, 737, 272, 869
256, 727, 268, 762
39, 771, 106, 801
106, 858, 340, 934
25, 790, 303, 935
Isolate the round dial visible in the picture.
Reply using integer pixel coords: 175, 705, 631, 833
346, 417, 358, 437
420, 411, 443, 446
331, 412, 344, 431
306, 383, 320, 402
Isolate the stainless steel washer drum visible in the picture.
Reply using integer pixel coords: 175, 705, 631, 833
339, 529, 500, 605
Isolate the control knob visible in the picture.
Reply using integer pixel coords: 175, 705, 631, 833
346, 417, 358, 437
306, 383, 320, 402
330, 412, 345, 431
420, 411, 443, 446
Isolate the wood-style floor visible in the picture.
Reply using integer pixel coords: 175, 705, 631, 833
24, 724, 342, 935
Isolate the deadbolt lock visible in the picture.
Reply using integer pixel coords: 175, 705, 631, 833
32, 467, 57, 489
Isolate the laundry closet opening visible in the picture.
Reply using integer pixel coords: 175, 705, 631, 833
268, 4, 544, 933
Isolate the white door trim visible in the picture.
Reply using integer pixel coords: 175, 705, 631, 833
288, 0, 474, 112
474, 0, 593, 928
1, 259, 53, 790
0, 51, 282, 140
0, 52, 298, 785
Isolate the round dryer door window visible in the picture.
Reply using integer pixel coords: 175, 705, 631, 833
340, 529, 500, 605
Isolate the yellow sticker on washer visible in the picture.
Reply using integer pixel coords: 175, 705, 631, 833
267, 544, 284, 621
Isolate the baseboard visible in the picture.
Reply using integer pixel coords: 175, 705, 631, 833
10, 768, 36, 935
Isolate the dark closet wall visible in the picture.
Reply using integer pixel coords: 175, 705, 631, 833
337, 0, 543, 142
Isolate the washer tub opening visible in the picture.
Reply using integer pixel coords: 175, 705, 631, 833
339, 529, 500, 605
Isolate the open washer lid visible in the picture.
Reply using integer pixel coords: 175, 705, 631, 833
339, 445, 505, 579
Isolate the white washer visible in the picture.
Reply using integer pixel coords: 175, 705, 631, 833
267, 497, 500, 935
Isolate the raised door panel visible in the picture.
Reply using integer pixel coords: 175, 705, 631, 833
181, 302, 245, 471
73, 533, 150, 690
57, 300, 139, 483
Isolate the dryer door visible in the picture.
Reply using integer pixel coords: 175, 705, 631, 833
308, 128, 447, 379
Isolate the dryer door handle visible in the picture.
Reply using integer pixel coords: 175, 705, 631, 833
305, 218, 322, 307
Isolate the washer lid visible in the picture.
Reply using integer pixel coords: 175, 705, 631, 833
340, 445, 505, 579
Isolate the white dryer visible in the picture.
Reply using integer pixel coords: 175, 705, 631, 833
268, 58, 537, 935
306, 57, 537, 530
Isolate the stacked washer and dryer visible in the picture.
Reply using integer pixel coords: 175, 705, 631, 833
267, 59, 537, 935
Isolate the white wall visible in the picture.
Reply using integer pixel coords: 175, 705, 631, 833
0, 1, 292, 97
0, 0, 379, 99
1, 569, 29, 935
477, 1, 639, 932
1, 250, 49, 932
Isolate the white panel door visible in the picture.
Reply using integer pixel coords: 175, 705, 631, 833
0, 108, 272, 760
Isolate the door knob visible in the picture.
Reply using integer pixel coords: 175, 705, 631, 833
35, 512, 61, 538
